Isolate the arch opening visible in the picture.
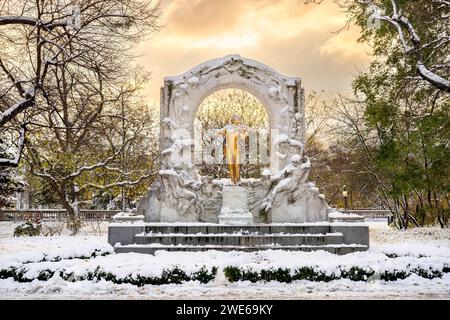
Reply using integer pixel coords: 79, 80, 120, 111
194, 88, 270, 180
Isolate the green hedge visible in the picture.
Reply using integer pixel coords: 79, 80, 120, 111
0, 265, 218, 286
61, 265, 218, 286
1, 262, 447, 286
223, 264, 448, 283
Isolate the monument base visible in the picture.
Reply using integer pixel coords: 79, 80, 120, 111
218, 185, 253, 225
108, 222, 370, 255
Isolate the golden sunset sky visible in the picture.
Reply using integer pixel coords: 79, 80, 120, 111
136, 0, 373, 105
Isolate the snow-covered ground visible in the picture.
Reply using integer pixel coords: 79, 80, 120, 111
0, 220, 449, 300
0, 221, 109, 255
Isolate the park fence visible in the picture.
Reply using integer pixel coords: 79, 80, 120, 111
0, 209, 121, 222
342, 209, 393, 224
343, 209, 391, 219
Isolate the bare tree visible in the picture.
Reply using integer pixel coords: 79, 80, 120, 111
23, 69, 158, 234
0, 0, 161, 166
329, 94, 404, 219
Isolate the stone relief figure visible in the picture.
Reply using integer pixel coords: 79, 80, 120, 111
194, 176, 222, 222
160, 168, 198, 217
217, 114, 249, 185
261, 156, 310, 212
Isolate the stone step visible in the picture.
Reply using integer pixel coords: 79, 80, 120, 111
108, 223, 370, 255
134, 233, 344, 246
114, 243, 368, 255
142, 224, 331, 235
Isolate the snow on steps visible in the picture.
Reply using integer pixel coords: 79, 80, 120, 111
109, 223, 370, 255
134, 233, 345, 246
114, 243, 368, 255
140, 224, 331, 234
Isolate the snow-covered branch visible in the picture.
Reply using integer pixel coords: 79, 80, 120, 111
0, 96, 35, 127
360, 0, 450, 92
29, 170, 58, 184
432, 0, 450, 7
0, 16, 68, 29
80, 170, 157, 191
63, 154, 117, 180
0, 58, 26, 97
0, 124, 27, 167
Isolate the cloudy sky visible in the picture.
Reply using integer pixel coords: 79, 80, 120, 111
136, 0, 373, 105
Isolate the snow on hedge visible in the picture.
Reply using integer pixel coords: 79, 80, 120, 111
1, 244, 449, 285
0, 238, 112, 267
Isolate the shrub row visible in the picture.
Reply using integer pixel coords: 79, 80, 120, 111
0, 266, 60, 282
223, 264, 449, 283
0, 265, 218, 286
384, 253, 428, 259
1, 263, 447, 285
19, 248, 112, 264
60, 265, 218, 286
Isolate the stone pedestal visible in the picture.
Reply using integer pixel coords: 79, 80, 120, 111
218, 186, 253, 225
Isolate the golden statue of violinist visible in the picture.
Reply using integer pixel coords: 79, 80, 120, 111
217, 114, 249, 184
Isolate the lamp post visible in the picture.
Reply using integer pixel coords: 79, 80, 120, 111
342, 185, 348, 213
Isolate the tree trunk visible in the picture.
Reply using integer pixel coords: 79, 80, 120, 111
61, 184, 81, 235
433, 192, 447, 229
64, 203, 81, 235
407, 214, 420, 228
437, 211, 444, 228
403, 195, 410, 230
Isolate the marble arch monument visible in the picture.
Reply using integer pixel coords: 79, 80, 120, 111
137, 54, 329, 223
